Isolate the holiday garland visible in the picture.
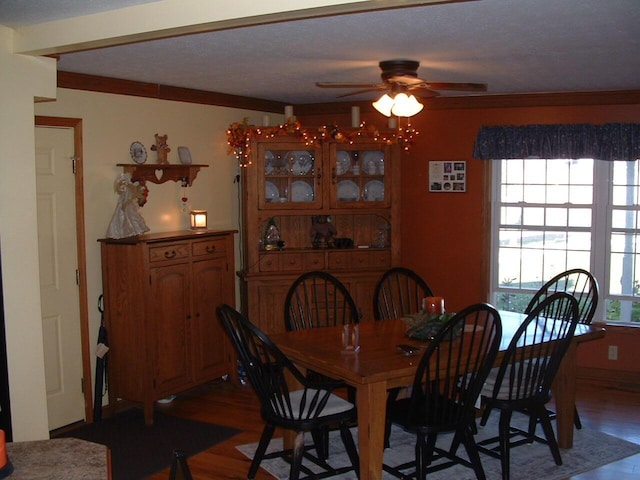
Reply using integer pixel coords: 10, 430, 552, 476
227, 118, 418, 167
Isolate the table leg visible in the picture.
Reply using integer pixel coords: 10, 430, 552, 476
356, 382, 388, 480
552, 342, 577, 448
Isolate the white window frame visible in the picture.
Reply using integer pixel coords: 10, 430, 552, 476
489, 157, 640, 326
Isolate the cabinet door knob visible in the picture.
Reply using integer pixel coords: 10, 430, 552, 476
164, 250, 177, 259
206, 245, 216, 253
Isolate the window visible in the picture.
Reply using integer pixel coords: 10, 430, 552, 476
490, 157, 640, 324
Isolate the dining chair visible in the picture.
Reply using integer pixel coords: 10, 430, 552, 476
285, 270, 360, 331
373, 266, 434, 448
284, 270, 359, 459
373, 267, 434, 321
385, 303, 502, 480
217, 304, 359, 480
168, 450, 193, 480
524, 268, 599, 430
476, 292, 580, 480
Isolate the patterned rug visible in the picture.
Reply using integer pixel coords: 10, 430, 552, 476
237, 412, 640, 479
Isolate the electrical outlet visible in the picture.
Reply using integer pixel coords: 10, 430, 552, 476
608, 345, 618, 361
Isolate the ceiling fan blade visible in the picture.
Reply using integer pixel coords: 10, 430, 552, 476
409, 87, 440, 98
425, 82, 488, 92
335, 86, 389, 98
316, 82, 385, 89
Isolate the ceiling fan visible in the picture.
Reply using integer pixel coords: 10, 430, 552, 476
316, 59, 487, 117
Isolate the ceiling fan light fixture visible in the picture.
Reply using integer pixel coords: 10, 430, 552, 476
391, 93, 423, 117
372, 93, 394, 117
373, 91, 423, 118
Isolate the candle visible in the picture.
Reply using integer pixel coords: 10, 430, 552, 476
424, 297, 445, 315
351, 106, 360, 128
262, 114, 271, 127
388, 117, 397, 129
0, 429, 6, 469
284, 105, 294, 122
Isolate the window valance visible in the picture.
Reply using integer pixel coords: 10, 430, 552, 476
473, 123, 640, 161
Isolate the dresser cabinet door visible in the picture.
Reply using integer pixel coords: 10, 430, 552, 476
191, 258, 229, 382
149, 262, 191, 395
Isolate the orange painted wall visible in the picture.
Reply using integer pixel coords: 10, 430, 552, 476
300, 98, 640, 380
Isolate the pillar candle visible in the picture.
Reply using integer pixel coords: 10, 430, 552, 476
0, 429, 6, 469
351, 106, 360, 128
424, 297, 445, 315
284, 105, 294, 122
388, 117, 397, 129
262, 114, 271, 127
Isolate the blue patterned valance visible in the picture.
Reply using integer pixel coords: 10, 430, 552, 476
473, 123, 640, 161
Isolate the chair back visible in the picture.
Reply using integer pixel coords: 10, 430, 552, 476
524, 268, 598, 324
373, 267, 434, 321
168, 450, 193, 480
409, 303, 502, 427
284, 271, 359, 331
217, 304, 343, 423
494, 292, 580, 403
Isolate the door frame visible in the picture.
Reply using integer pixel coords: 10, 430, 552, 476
35, 115, 93, 424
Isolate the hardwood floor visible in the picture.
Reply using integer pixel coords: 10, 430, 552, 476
143, 379, 639, 480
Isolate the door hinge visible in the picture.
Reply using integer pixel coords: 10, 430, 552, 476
76, 269, 80, 285
81, 377, 85, 394
71, 156, 78, 174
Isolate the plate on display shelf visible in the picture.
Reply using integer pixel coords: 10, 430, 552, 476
265, 181, 279, 201
336, 151, 351, 175
363, 180, 385, 201
265, 151, 275, 174
129, 141, 147, 164
291, 180, 314, 202
286, 151, 313, 175
337, 180, 360, 201
362, 151, 384, 175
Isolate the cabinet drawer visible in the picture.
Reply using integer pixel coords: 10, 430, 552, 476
259, 254, 279, 272
328, 251, 350, 270
192, 238, 226, 257
351, 251, 370, 269
303, 252, 326, 270
281, 253, 303, 271
370, 249, 391, 268
148, 243, 189, 263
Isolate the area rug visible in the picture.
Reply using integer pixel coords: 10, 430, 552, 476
59, 409, 240, 480
237, 412, 640, 479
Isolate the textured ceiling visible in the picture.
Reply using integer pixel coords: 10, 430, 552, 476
1, 0, 639, 105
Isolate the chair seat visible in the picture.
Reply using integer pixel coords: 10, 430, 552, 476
287, 389, 354, 418
390, 396, 466, 433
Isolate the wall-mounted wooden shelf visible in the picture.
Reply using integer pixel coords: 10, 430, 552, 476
117, 163, 208, 186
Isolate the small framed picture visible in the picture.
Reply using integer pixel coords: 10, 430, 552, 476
429, 161, 466, 192
178, 146, 192, 165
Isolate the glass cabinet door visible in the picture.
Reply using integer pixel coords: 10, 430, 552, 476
258, 143, 322, 209
329, 143, 390, 208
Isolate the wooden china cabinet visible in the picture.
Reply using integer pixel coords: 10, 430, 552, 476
239, 132, 401, 333
99, 229, 236, 425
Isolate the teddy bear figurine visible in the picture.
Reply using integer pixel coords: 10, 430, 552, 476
151, 133, 171, 164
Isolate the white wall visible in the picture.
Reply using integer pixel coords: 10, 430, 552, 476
4, 72, 273, 438
0, 25, 57, 440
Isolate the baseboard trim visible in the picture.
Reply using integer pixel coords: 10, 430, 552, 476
578, 367, 640, 390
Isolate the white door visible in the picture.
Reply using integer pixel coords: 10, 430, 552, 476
35, 125, 85, 430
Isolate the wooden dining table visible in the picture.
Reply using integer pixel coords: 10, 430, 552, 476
269, 311, 606, 480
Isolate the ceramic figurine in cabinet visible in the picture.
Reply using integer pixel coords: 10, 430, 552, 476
311, 215, 336, 249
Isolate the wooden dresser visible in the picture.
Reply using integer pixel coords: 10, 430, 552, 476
99, 230, 236, 424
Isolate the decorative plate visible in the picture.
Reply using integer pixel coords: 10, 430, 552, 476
336, 151, 351, 175
265, 151, 275, 174
265, 181, 279, 200
291, 180, 314, 202
287, 151, 313, 175
130, 141, 147, 164
337, 180, 360, 201
363, 180, 385, 201
363, 151, 384, 175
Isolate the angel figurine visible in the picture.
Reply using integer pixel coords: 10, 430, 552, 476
106, 173, 150, 239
